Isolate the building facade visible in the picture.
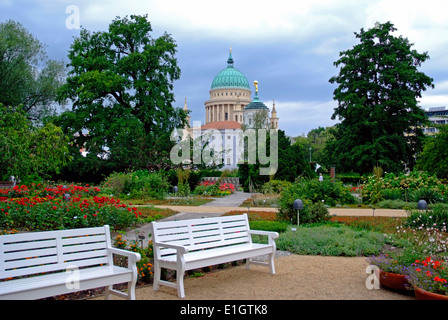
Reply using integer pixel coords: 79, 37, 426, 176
423, 106, 448, 135
184, 49, 279, 170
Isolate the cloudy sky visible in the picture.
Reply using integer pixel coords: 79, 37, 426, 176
1, 0, 448, 137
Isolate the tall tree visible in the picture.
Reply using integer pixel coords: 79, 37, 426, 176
327, 22, 433, 174
0, 104, 70, 182
0, 20, 65, 121
55, 15, 186, 178
275, 130, 312, 181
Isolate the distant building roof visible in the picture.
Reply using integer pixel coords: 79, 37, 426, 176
427, 106, 447, 112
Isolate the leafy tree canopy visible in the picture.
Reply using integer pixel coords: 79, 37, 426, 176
327, 22, 433, 174
0, 104, 71, 183
0, 20, 66, 121
416, 125, 448, 179
55, 15, 186, 178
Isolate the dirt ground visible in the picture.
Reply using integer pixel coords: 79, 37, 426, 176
96, 254, 415, 301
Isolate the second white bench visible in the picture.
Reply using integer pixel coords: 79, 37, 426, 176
150, 214, 279, 298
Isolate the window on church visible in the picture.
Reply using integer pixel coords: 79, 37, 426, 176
225, 113, 228, 120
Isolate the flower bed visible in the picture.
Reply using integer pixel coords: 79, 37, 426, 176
194, 181, 235, 196
362, 170, 448, 204
0, 184, 140, 231
406, 257, 448, 298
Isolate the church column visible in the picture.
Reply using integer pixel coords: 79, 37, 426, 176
207, 106, 210, 123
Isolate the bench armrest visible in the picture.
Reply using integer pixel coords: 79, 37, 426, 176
249, 230, 279, 239
108, 247, 141, 263
153, 241, 189, 254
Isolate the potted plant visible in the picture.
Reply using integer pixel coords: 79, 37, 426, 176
405, 257, 448, 300
367, 248, 424, 291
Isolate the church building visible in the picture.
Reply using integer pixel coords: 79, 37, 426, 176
183, 48, 279, 170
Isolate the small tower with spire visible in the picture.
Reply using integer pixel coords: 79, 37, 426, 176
270, 99, 279, 130
184, 97, 191, 128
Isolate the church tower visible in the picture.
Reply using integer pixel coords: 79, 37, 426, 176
184, 97, 191, 128
270, 100, 279, 130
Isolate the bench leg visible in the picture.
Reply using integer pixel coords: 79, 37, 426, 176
153, 262, 161, 291
128, 280, 137, 300
245, 258, 251, 270
105, 285, 112, 299
269, 253, 276, 274
176, 254, 186, 298
176, 267, 186, 298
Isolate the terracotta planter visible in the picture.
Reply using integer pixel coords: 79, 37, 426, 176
415, 287, 448, 300
379, 270, 409, 291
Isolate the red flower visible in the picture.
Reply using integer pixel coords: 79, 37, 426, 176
434, 277, 447, 283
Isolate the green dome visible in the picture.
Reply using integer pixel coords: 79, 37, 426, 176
211, 52, 250, 90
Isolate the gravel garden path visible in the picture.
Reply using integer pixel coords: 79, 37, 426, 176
99, 253, 414, 300
115, 192, 413, 300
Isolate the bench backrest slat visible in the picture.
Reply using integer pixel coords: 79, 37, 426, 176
0, 226, 112, 280
151, 214, 251, 259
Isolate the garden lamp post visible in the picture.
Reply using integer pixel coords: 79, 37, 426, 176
417, 199, 428, 210
293, 199, 304, 227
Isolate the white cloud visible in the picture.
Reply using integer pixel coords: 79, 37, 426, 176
420, 95, 448, 108
276, 100, 338, 136
364, 0, 448, 53
420, 79, 448, 107
65, 0, 368, 41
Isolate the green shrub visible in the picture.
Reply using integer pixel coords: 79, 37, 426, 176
380, 188, 403, 200
336, 172, 363, 185
405, 204, 448, 232
175, 168, 191, 197
277, 178, 355, 222
249, 220, 289, 234
362, 170, 446, 204
261, 180, 292, 194
409, 187, 444, 204
377, 199, 417, 210
101, 171, 133, 195
276, 224, 386, 256
101, 170, 170, 199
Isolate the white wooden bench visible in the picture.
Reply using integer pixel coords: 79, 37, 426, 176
150, 214, 279, 298
0, 225, 141, 300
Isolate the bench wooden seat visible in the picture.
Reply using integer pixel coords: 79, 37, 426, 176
150, 214, 278, 298
0, 225, 141, 300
